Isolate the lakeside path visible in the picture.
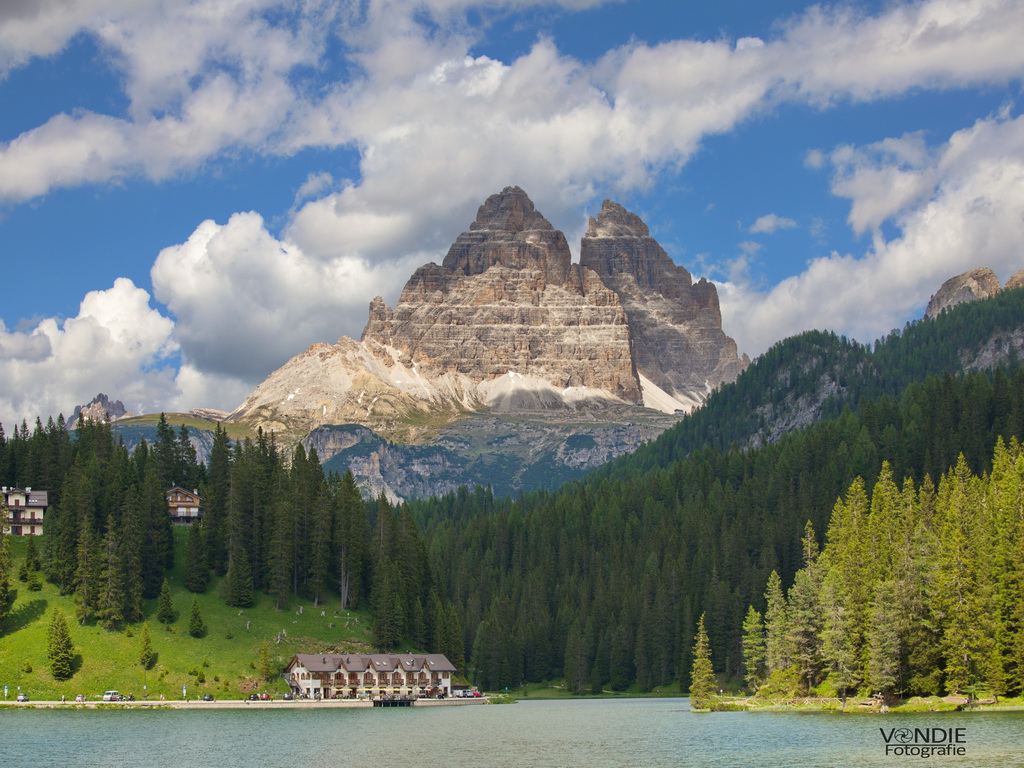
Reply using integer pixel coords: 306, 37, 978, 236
0, 697, 487, 710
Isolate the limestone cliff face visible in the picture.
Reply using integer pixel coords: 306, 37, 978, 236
361, 187, 641, 404
580, 200, 748, 409
925, 267, 1002, 318
229, 188, 748, 441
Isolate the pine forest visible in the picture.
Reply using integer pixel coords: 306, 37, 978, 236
2, 291, 1024, 701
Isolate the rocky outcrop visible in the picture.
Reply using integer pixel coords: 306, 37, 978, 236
67, 393, 131, 429
229, 188, 748, 441
925, 268, 1001, 318
362, 187, 641, 404
580, 200, 748, 409
1005, 269, 1024, 292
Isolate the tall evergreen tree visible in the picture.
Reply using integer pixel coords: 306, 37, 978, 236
139, 622, 155, 669
202, 422, 231, 575
73, 511, 100, 624
156, 578, 175, 624
741, 606, 766, 692
184, 523, 209, 594
187, 596, 206, 638
97, 514, 128, 630
763, 571, 790, 674
690, 613, 716, 709
224, 545, 255, 608
48, 608, 75, 680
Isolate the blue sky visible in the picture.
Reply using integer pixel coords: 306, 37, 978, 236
1, 0, 1023, 425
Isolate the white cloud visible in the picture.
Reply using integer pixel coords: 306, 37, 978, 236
723, 113, 1024, 357
750, 214, 797, 234
0, 278, 179, 427
151, 211, 418, 382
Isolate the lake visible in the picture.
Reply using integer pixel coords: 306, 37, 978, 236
2, 698, 1022, 767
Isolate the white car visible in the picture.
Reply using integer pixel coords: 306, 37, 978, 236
102, 691, 124, 701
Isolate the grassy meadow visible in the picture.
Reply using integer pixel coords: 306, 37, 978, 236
1, 529, 374, 702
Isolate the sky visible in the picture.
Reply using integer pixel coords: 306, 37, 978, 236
1, 0, 1023, 427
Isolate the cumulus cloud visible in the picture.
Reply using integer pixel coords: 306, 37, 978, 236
750, 214, 797, 234
151, 211, 419, 381
0, 278, 178, 427
722, 113, 1024, 357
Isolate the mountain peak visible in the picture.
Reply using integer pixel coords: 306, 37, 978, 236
586, 200, 649, 238
68, 393, 131, 429
468, 186, 554, 233
925, 267, 1002, 319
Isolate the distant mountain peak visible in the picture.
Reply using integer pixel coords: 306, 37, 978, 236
68, 393, 131, 429
925, 266, 1024, 318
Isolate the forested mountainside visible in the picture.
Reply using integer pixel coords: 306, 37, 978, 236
410, 364, 1024, 694
604, 286, 1024, 479
3, 289, 1024, 698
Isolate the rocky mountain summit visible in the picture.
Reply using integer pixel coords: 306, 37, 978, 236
67, 393, 132, 429
925, 266, 1024, 318
227, 187, 747, 447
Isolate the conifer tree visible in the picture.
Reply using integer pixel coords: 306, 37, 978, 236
867, 580, 902, 694
268, 499, 293, 610
335, 471, 364, 610
202, 422, 231, 575
24, 535, 41, 573
118, 488, 144, 624
139, 622, 155, 669
184, 523, 208, 594
48, 608, 75, 680
157, 578, 175, 624
741, 606, 766, 692
97, 515, 128, 630
763, 571, 790, 674
306, 488, 332, 607
224, 544, 255, 608
187, 596, 206, 638
73, 511, 100, 624
690, 613, 716, 709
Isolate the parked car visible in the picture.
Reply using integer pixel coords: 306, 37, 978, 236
16, 692, 28, 702
281, 692, 294, 700
102, 691, 124, 702
248, 693, 260, 701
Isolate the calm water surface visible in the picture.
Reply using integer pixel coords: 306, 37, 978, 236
3, 698, 1022, 767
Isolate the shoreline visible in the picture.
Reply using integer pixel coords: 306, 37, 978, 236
0, 697, 487, 710
706, 695, 1024, 714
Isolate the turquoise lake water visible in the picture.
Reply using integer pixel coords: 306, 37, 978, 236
2, 698, 1022, 767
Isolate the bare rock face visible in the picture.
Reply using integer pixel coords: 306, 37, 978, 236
1005, 269, 1024, 292
580, 200, 748, 408
230, 188, 748, 441
925, 267, 1001, 318
67, 393, 132, 429
362, 186, 641, 404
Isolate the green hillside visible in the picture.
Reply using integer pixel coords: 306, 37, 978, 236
1, 529, 373, 701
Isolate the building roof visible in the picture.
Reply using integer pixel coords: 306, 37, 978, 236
1, 487, 48, 506
287, 652, 457, 675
